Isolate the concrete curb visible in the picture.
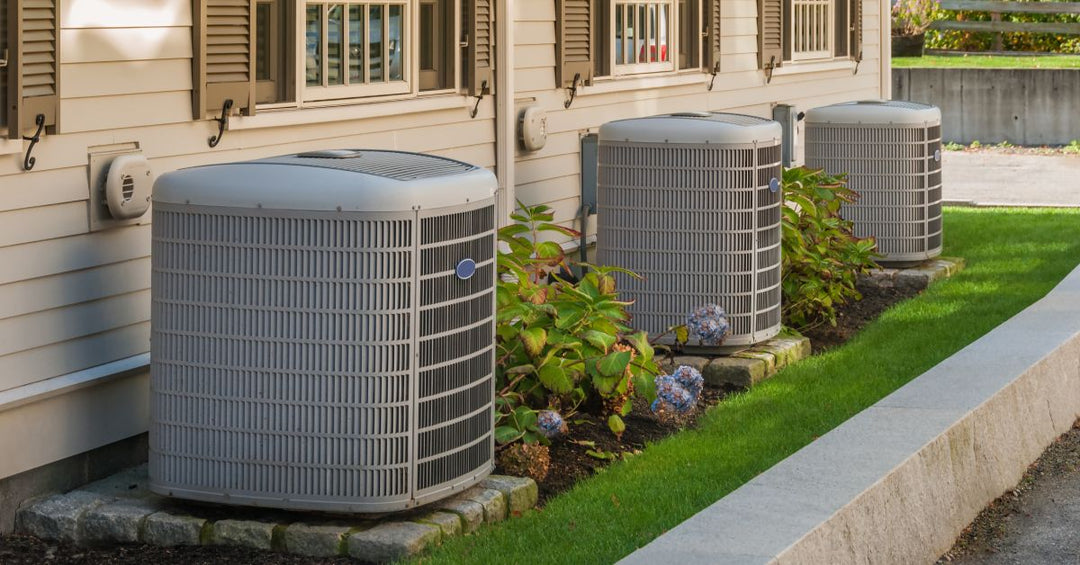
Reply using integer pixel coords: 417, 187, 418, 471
620, 264, 1080, 564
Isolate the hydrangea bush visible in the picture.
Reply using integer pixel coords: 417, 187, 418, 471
650, 365, 704, 422
687, 303, 730, 345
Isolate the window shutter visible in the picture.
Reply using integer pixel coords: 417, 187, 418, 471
850, 0, 863, 63
704, 0, 721, 72
465, 0, 494, 96
193, 0, 255, 120
8, 0, 60, 138
758, 0, 782, 70
556, 0, 593, 88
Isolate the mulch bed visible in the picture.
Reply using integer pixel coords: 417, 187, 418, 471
0, 282, 921, 563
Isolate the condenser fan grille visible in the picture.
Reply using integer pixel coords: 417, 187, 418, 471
805, 119, 943, 263
597, 140, 783, 346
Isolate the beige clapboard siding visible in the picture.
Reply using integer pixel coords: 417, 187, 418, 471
0, 225, 151, 286
0, 290, 149, 358
0, 202, 88, 248
60, 27, 193, 64
60, 91, 194, 133
61, 0, 191, 28
0, 167, 88, 213
62, 60, 193, 98
0, 259, 150, 320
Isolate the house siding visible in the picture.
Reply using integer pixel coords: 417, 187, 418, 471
0, 0, 495, 482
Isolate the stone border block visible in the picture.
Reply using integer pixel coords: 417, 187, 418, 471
861, 257, 965, 292
701, 357, 765, 388
81, 501, 157, 544
285, 522, 352, 557
416, 512, 462, 538
480, 476, 538, 516
212, 519, 276, 550
462, 487, 507, 523
347, 521, 440, 562
435, 497, 485, 533
671, 336, 811, 390
142, 512, 206, 547
16, 490, 112, 543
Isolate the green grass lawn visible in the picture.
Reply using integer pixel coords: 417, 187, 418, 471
892, 54, 1080, 69
414, 207, 1080, 565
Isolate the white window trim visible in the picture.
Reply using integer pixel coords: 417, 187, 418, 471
789, 0, 834, 62
233, 92, 471, 130
771, 58, 854, 76
583, 70, 707, 94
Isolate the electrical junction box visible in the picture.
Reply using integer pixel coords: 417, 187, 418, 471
773, 104, 803, 167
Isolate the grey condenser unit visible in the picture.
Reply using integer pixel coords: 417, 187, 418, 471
805, 100, 943, 265
596, 113, 784, 348
149, 149, 498, 513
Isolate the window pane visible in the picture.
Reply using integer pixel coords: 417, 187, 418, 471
256, 3, 271, 81
369, 4, 384, 82
659, 3, 669, 61
328, 4, 344, 85
388, 4, 403, 81
305, 4, 323, 86
420, 2, 434, 70
615, 5, 624, 65
349, 5, 364, 82
637, 5, 646, 63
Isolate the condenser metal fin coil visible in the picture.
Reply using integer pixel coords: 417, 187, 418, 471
804, 100, 944, 265
149, 149, 498, 513
596, 113, 784, 348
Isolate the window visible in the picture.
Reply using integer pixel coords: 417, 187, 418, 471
194, 0, 487, 119
759, 0, 861, 70
557, 0, 712, 88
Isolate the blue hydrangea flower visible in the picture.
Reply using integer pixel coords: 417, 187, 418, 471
687, 303, 730, 345
670, 365, 704, 400
537, 410, 567, 440
650, 374, 696, 414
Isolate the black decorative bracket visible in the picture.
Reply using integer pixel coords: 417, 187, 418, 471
707, 62, 721, 91
853, 51, 863, 75
764, 56, 777, 85
22, 113, 45, 172
208, 99, 234, 148
564, 73, 582, 109
469, 80, 488, 119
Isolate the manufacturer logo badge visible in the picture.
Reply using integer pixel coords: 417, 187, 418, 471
456, 258, 477, 280
769, 178, 780, 193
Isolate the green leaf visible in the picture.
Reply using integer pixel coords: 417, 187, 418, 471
494, 426, 524, 445
554, 304, 587, 330
581, 330, 617, 352
504, 364, 536, 376
607, 414, 626, 437
674, 324, 690, 345
624, 331, 654, 363
538, 363, 574, 394
596, 350, 632, 378
538, 224, 583, 238
586, 449, 617, 461
535, 241, 565, 262
498, 223, 531, 237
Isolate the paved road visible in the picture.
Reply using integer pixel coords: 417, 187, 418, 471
943, 151, 1080, 207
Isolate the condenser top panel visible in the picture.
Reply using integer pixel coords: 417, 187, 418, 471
153, 149, 498, 212
804, 100, 941, 126
599, 112, 782, 145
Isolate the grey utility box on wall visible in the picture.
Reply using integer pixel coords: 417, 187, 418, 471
596, 113, 784, 348
149, 150, 498, 513
805, 100, 944, 266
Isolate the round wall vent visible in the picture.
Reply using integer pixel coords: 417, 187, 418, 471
105, 154, 152, 219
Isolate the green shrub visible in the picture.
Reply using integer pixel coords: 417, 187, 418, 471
494, 203, 659, 445
780, 167, 879, 330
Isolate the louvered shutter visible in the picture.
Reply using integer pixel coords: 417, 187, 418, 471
758, 0, 782, 70
556, 0, 593, 87
850, 0, 863, 62
193, 0, 255, 119
704, 0, 721, 72
8, 0, 59, 138
1, 0, 8, 134
465, 0, 494, 96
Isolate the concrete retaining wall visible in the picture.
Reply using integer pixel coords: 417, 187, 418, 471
620, 263, 1080, 564
892, 68, 1080, 145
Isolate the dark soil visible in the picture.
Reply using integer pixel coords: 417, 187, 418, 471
801, 281, 923, 354
0, 278, 918, 563
937, 420, 1080, 563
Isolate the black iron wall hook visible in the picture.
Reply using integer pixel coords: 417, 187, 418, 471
564, 73, 581, 109
469, 80, 488, 119
764, 56, 777, 84
853, 50, 863, 75
208, 99, 234, 148
22, 114, 45, 171
707, 62, 721, 91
